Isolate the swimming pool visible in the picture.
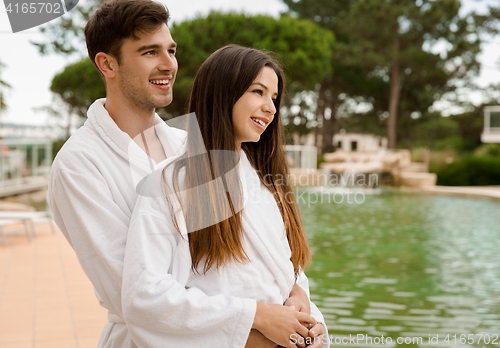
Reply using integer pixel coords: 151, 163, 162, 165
299, 189, 500, 346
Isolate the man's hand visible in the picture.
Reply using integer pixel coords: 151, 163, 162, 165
284, 283, 310, 314
245, 329, 278, 348
307, 323, 326, 348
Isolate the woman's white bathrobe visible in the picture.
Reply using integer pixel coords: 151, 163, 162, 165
122, 151, 329, 348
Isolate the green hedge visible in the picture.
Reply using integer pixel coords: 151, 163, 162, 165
434, 156, 500, 186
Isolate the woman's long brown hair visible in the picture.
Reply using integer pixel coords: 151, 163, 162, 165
165, 45, 311, 276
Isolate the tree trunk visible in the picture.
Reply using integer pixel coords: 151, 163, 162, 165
387, 27, 401, 150
319, 80, 338, 155
314, 113, 322, 149
322, 97, 339, 154
316, 83, 326, 152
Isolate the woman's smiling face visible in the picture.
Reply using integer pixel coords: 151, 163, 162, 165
232, 66, 279, 150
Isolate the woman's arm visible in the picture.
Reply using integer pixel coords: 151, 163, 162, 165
246, 330, 278, 348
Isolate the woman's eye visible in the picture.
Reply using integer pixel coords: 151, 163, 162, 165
253, 89, 263, 95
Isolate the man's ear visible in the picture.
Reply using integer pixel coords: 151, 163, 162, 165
95, 52, 117, 77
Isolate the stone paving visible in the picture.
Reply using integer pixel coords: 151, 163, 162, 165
413, 185, 500, 201
0, 223, 106, 348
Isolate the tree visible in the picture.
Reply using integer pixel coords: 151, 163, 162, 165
0, 60, 11, 112
48, 58, 105, 137
168, 12, 335, 119
31, 0, 103, 57
0, 59, 12, 136
282, 0, 389, 153
35, 7, 335, 129
283, 0, 492, 150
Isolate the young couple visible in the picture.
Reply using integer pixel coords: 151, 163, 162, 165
48, 0, 328, 347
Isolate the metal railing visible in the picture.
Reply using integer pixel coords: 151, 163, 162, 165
0, 138, 53, 182
284, 145, 317, 169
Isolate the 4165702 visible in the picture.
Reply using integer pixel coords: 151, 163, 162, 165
5, 2, 62, 14
444, 334, 498, 345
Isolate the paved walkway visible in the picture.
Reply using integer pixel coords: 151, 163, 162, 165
406, 185, 500, 201
0, 223, 106, 348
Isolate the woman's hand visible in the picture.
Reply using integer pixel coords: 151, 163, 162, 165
253, 302, 316, 348
284, 284, 310, 315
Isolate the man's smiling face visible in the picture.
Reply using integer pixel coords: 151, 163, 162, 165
115, 23, 178, 111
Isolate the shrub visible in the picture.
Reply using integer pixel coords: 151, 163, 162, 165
473, 143, 500, 157
434, 156, 500, 186
52, 139, 67, 161
427, 149, 457, 173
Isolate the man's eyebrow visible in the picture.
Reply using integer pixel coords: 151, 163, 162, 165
136, 42, 177, 53
251, 82, 278, 95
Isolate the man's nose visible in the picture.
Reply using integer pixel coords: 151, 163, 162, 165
158, 52, 177, 72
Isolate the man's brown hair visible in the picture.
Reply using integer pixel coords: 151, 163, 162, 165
84, 0, 169, 70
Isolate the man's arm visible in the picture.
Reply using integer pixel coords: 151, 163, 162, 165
285, 283, 310, 314
292, 271, 330, 348
49, 168, 131, 319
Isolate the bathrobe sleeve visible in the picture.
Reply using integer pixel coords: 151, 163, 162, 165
296, 271, 330, 348
49, 167, 131, 320
122, 196, 257, 348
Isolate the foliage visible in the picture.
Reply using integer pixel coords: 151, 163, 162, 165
434, 156, 500, 186
282, 0, 495, 149
427, 149, 457, 173
474, 143, 500, 157
449, 109, 484, 152
50, 58, 106, 118
31, 0, 103, 56
166, 12, 335, 117
316, 155, 326, 168
52, 138, 67, 160
37, 9, 334, 126
0, 60, 11, 112
406, 113, 458, 149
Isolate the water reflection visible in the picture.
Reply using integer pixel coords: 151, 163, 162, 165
300, 191, 500, 346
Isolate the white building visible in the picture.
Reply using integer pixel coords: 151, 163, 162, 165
481, 106, 500, 143
333, 132, 387, 152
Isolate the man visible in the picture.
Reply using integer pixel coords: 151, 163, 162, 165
48, 0, 326, 347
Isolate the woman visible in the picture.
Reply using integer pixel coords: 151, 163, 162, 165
122, 45, 328, 348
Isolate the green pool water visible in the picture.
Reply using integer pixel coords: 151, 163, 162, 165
299, 188, 500, 347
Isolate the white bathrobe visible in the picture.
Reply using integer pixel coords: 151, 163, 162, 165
49, 98, 328, 348
122, 150, 329, 348
48, 99, 187, 347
